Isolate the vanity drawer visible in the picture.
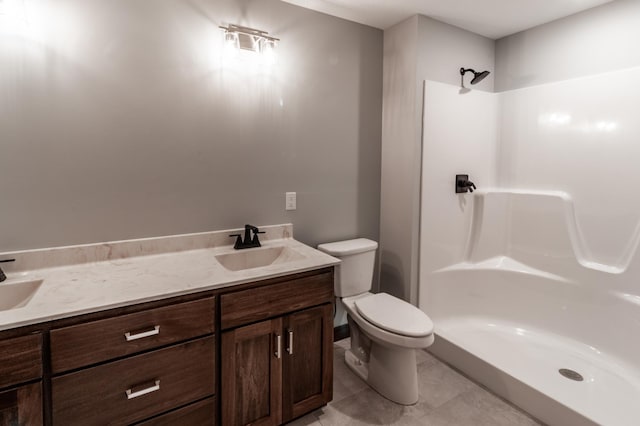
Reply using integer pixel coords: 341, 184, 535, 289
137, 397, 215, 425
221, 270, 333, 329
0, 333, 42, 389
52, 336, 215, 426
50, 297, 215, 373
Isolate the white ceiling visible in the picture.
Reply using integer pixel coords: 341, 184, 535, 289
282, 0, 615, 39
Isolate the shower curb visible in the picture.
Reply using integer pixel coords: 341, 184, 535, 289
429, 335, 597, 426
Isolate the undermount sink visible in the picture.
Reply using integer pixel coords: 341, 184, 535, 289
0, 279, 43, 311
215, 246, 305, 271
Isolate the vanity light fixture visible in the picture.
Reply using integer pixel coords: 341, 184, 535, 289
219, 24, 279, 54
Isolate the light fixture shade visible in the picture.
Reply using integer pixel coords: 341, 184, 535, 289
237, 33, 257, 51
224, 31, 238, 48
220, 24, 279, 55
261, 38, 277, 51
261, 39, 277, 66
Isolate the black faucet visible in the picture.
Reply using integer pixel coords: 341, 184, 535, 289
455, 174, 477, 193
229, 224, 266, 250
0, 259, 16, 283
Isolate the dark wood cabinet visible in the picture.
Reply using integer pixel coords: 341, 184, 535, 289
0, 267, 333, 426
50, 297, 215, 373
135, 397, 216, 426
220, 271, 334, 330
0, 383, 42, 426
0, 333, 42, 390
221, 318, 283, 426
49, 297, 216, 426
0, 332, 43, 426
221, 285, 334, 426
52, 336, 215, 426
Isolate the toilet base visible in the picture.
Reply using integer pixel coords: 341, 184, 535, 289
345, 348, 369, 381
344, 344, 420, 406
369, 343, 419, 405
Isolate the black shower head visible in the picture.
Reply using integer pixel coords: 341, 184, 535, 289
460, 68, 491, 87
471, 70, 490, 84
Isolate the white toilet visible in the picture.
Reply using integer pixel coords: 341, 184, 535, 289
317, 238, 434, 405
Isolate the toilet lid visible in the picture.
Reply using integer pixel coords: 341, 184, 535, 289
354, 293, 434, 337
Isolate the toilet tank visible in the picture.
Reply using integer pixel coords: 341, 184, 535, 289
317, 238, 378, 297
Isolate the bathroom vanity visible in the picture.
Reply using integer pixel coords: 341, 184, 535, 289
0, 225, 338, 425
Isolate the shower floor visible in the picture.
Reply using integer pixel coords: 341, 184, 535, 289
433, 317, 640, 426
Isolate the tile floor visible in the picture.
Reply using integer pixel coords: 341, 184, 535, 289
289, 339, 542, 426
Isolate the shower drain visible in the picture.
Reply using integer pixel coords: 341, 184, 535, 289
559, 368, 584, 381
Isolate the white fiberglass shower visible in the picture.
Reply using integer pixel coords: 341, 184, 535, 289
420, 67, 640, 426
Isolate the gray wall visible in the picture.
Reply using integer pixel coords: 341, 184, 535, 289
0, 0, 382, 252
496, 0, 640, 91
379, 15, 420, 301
380, 15, 494, 303
416, 16, 495, 91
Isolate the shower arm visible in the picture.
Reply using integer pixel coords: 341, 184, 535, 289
460, 68, 472, 88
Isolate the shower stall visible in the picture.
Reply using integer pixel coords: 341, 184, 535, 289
420, 67, 640, 426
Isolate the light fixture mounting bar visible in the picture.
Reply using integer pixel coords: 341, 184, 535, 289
219, 24, 280, 44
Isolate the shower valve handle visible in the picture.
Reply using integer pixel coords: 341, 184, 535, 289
455, 174, 476, 193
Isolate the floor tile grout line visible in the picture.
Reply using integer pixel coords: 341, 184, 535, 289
424, 348, 546, 425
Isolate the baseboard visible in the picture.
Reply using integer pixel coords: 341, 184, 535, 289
333, 324, 350, 342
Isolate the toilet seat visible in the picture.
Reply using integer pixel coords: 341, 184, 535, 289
354, 293, 434, 337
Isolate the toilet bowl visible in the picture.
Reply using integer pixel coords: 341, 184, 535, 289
317, 238, 435, 405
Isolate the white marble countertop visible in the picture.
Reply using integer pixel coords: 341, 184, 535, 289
0, 224, 340, 331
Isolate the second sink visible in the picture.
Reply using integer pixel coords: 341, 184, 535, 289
0, 279, 43, 311
215, 246, 304, 271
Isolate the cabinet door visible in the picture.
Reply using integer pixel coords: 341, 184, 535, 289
221, 318, 283, 426
282, 304, 333, 422
0, 382, 42, 426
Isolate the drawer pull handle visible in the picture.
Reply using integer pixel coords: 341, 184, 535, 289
125, 380, 160, 400
287, 330, 294, 355
124, 325, 160, 341
275, 334, 282, 359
